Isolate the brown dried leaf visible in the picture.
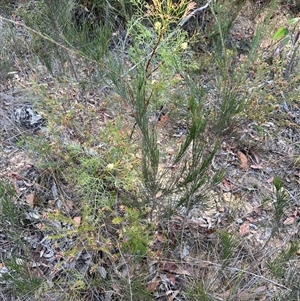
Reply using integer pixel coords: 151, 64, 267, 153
65, 200, 74, 211
186, 218, 208, 227
236, 286, 267, 300
160, 261, 178, 272
237, 151, 248, 171
155, 190, 163, 198
222, 178, 233, 191
166, 274, 176, 285
239, 221, 250, 236
173, 268, 193, 276
218, 286, 267, 300
166, 289, 180, 301
217, 290, 230, 298
249, 147, 261, 164
283, 210, 297, 225
36, 223, 44, 230
26, 193, 35, 207
160, 262, 193, 276
253, 206, 262, 215
147, 280, 160, 292
157, 114, 169, 127
154, 232, 166, 242
8, 171, 23, 180
246, 216, 256, 223
250, 164, 263, 170
283, 216, 295, 225
172, 216, 184, 222
13, 182, 21, 196
73, 216, 81, 227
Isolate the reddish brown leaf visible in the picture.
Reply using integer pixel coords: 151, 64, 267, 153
160, 261, 178, 272
8, 171, 23, 180
147, 280, 160, 292
205, 228, 216, 235
166, 274, 176, 285
222, 178, 233, 191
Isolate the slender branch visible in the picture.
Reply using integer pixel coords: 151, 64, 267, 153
145, 30, 163, 74
179, 0, 212, 27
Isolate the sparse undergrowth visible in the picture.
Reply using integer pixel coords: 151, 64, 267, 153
1, 0, 300, 300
